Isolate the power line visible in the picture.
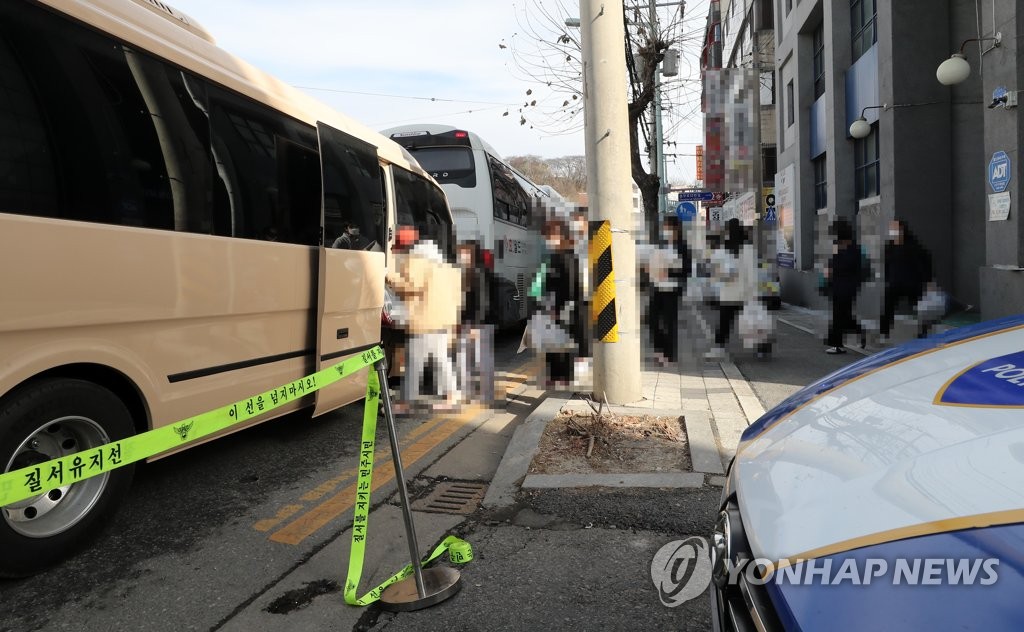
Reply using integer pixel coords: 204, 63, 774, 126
294, 85, 517, 107
371, 104, 510, 128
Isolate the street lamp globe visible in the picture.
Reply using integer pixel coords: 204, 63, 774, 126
849, 117, 872, 139
936, 54, 971, 85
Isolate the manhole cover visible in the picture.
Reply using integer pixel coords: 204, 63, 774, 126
412, 482, 488, 515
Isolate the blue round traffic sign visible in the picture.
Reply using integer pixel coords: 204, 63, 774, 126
676, 201, 697, 222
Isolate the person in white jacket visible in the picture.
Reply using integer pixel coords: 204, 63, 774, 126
705, 218, 755, 360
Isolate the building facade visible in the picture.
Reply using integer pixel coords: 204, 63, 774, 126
768, 0, 1024, 319
701, 0, 778, 257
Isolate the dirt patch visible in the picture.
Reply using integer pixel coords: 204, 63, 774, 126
529, 411, 690, 475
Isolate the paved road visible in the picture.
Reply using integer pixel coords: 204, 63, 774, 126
363, 310, 868, 632
0, 328, 526, 632
731, 317, 863, 411
0, 314, 869, 632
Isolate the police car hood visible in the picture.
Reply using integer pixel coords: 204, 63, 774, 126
734, 317, 1024, 563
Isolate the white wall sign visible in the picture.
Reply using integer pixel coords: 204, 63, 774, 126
989, 192, 1011, 221
775, 164, 796, 268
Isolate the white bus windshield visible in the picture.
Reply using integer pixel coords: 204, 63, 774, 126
401, 147, 475, 187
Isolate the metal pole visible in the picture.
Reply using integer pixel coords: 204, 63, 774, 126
581, 0, 641, 404
376, 360, 426, 598
649, 0, 665, 217
751, 45, 764, 259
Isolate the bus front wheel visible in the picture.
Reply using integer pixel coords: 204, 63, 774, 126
0, 379, 135, 577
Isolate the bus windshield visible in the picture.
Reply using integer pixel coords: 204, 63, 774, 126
405, 147, 476, 187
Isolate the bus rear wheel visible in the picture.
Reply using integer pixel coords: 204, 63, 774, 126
0, 379, 135, 577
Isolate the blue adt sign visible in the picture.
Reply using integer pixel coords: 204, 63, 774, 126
989, 151, 1011, 193
676, 201, 697, 222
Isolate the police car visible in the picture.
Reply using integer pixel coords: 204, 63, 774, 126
712, 316, 1024, 630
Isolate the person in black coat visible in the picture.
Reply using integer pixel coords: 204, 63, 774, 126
539, 218, 581, 386
880, 219, 933, 340
824, 218, 866, 354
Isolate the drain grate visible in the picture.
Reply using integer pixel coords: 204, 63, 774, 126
412, 482, 488, 515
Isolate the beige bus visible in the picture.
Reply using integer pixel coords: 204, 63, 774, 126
0, 0, 454, 576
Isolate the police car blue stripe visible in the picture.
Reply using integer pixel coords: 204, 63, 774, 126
741, 314, 1024, 443
767, 523, 1024, 631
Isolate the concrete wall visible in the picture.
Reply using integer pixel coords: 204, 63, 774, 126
948, 0, 987, 309
774, 0, 824, 307
980, 0, 1024, 318
879, 0, 954, 299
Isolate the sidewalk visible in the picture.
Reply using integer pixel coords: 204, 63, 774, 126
485, 299, 767, 509
776, 302, 959, 357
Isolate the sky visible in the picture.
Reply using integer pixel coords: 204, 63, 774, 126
166, 0, 708, 183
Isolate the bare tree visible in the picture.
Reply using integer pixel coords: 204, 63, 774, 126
503, 0, 702, 240
547, 155, 587, 192
507, 154, 555, 184
508, 154, 586, 201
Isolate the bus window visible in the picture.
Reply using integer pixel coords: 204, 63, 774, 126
0, 3, 174, 230
207, 85, 322, 245
318, 124, 384, 251
393, 167, 453, 258
406, 146, 476, 188
487, 154, 529, 226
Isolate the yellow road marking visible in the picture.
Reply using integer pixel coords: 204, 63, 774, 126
254, 504, 304, 533
269, 405, 481, 545
256, 356, 535, 544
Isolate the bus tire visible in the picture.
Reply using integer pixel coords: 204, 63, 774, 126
0, 379, 136, 577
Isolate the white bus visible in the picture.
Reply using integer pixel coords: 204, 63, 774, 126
0, 0, 451, 575
383, 125, 547, 328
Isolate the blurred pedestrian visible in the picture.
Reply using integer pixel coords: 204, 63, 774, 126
531, 217, 580, 388
705, 218, 753, 360
648, 215, 690, 365
387, 226, 463, 411
455, 241, 493, 404
879, 219, 934, 341
570, 208, 592, 363
823, 218, 867, 354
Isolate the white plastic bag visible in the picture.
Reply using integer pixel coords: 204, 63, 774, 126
916, 287, 947, 324
526, 312, 574, 351
383, 285, 408, 328
738, 300, 773, 349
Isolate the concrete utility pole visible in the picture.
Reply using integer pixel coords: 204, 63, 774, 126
581, 0, 641, 404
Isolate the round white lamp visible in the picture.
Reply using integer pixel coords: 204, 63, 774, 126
936, 53, 971, 86
849, 117, 872, 139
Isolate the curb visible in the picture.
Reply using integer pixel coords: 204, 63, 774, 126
481, 396, 566, 508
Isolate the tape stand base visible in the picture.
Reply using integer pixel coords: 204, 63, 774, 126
379, 567, 462, 612
374, 360, 462, 612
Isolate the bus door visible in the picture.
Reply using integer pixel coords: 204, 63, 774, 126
313, 122, 387, 416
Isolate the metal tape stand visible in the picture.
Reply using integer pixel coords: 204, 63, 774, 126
374, 359, 462, 611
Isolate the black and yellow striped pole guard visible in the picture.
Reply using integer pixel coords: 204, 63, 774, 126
588, 219, 619, 343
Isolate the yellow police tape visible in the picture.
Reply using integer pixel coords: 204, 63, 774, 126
343, 367, 472, 606
0, 344, 472, 606
0, 346, 382, 507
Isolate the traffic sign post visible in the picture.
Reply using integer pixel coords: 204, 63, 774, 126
676, 201, 697, 222
989, 151, 1011, 193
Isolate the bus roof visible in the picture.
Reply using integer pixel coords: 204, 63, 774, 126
45, 0, 429, 178
383, 123, 504, 162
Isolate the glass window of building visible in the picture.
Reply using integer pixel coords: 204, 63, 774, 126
854, 125, 879, 199
813, 155, 827, 210
786, 80, 795, 127
759, 0, 773, 29
813, 24, 825, 99
851, 0, 877, 61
